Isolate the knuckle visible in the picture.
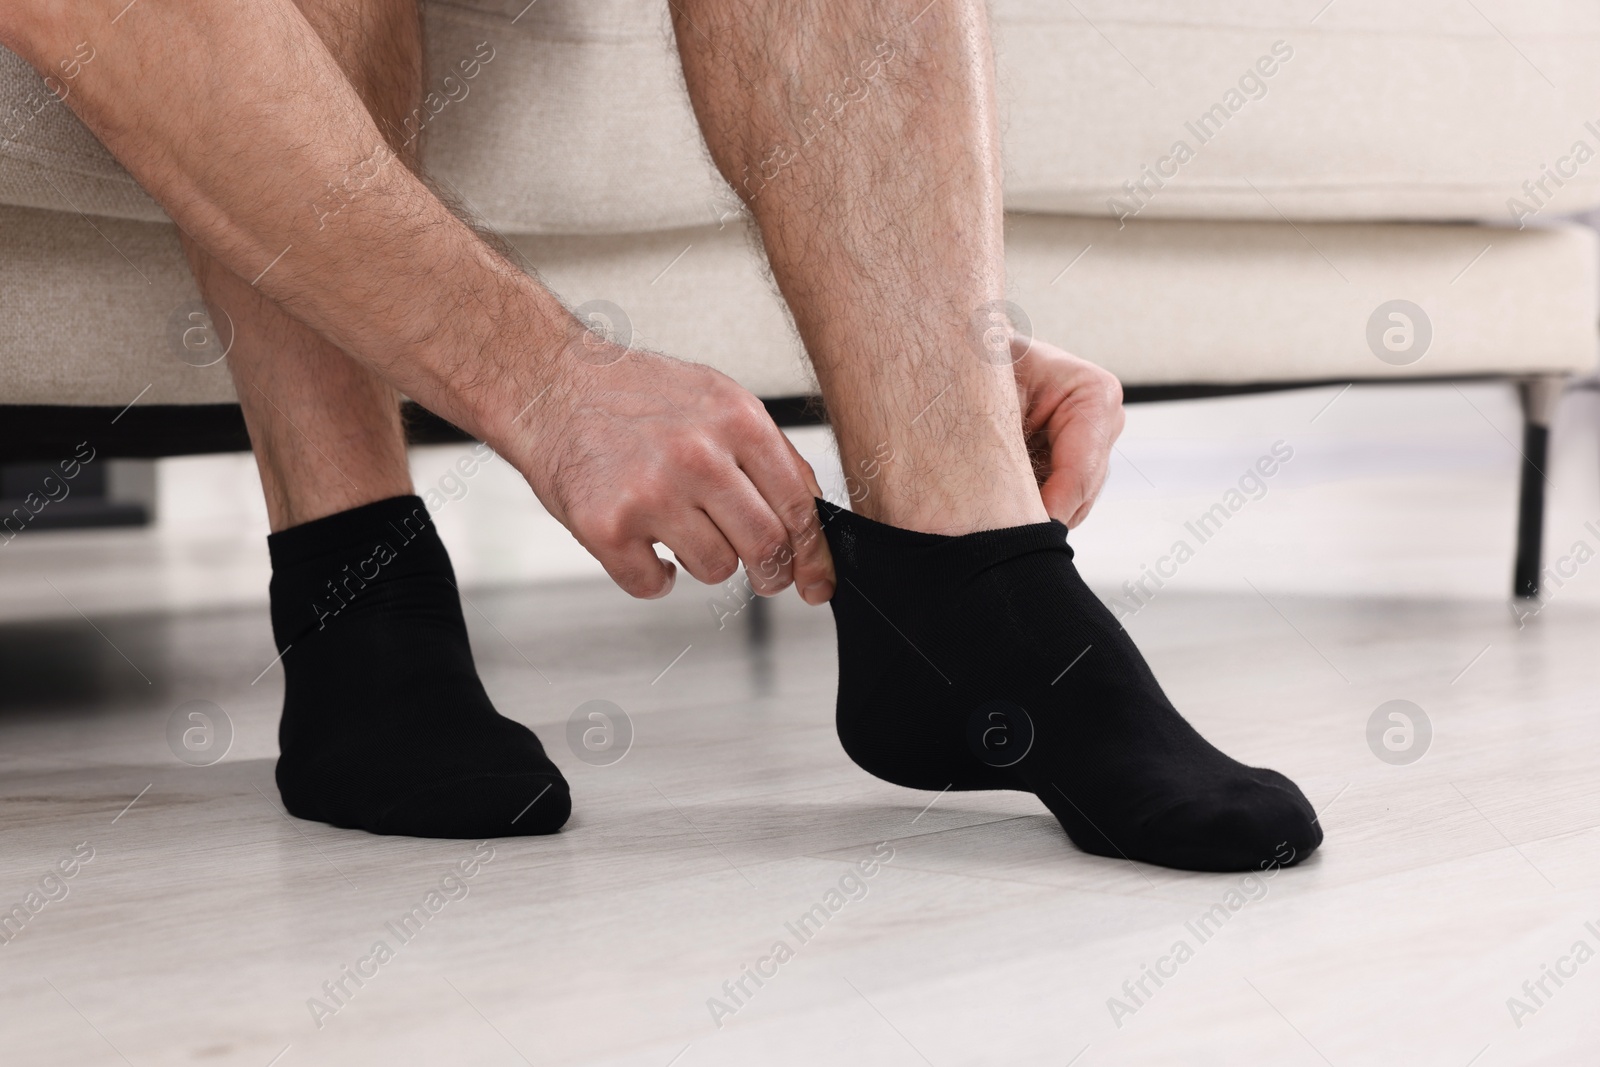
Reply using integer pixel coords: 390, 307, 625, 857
706, 554, 739, 585
755, 512, 789, 553
749, 527, 792, 579
791, 535, 825, 574
583, 502, 633, 550
1098, 369, 1125, 407
618, 562, 668, 599
780, 499, 820, 540
607, 559, 646, 595
720, 393, 769, 437
674, 438, 723, 480
628, 465, 681, 514
635, 475, 676, 513
742, 394, 772, 427
782, 520, 822, 567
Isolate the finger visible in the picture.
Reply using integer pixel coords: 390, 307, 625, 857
658, 508, 741, 586
1039, 469, 1083, 527
1043, 380, 1122, 525
1066, 434, 1114, 526
771, 430, 836, 600
702, 475, 798, 597
1064, 481, 1101, 529
1040, 424, 1110, 527
1043, 457, 1107, 527
595, 539, 677, 600
733, 424, 835, 604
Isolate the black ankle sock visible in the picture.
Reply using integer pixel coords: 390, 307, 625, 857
820, 499, 1321, 872
268, 495, 570, 837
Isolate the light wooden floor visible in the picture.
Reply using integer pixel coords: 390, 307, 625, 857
1, 567, 1598, 1066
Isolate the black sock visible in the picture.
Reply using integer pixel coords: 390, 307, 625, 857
820, 499, 1321, 872
268, 495, 570, 837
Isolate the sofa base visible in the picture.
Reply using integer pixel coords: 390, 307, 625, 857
0, 372, 1563, 599
0, 374, 1522, 460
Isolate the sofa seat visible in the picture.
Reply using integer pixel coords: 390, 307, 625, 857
2, 203, 1591, 408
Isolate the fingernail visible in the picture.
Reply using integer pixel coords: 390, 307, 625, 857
801, 581, 834, 605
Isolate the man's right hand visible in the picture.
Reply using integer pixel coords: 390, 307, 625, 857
501, 336, 836, 604
0, 4, 833, 606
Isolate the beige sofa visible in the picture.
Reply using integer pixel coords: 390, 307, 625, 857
2, 0, 1598, 594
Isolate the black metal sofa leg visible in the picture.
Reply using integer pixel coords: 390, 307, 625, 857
1514, 376, 1565, 600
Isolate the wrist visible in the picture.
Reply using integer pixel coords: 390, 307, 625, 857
419, 269, 581, 458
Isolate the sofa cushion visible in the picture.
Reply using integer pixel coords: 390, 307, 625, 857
4, 1, 1600, 232
1006, 215, 1597, 385
1, 202, 1590, 408
997, 0, 1600, 224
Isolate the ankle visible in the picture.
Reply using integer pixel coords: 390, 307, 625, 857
857, 494, 1048, 535
846, 455, 1048, 535
261, 476, 416, 533
834, 391, 1049, 532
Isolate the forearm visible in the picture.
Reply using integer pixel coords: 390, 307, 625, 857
2, 0, 572, 438
3, 0, 837, 601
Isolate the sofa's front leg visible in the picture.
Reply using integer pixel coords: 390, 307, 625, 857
1514, 375, 1565, 599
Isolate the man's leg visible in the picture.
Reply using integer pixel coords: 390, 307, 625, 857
181, 0, 570, 838
3, 0, 837, 834
179, 0, 417, 532
673, 0, 1322, 872
2, 0, 832, 606
676, 0, 1039, 537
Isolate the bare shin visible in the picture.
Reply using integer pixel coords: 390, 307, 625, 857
179, 0, 423, 530
672, 0, 1047, 533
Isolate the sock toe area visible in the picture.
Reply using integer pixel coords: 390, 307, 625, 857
374, 772, 572, 838
1137, 775, 1321, 872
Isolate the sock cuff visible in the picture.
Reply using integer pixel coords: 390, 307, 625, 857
817, 497, 1071, 583
267, 495, 458, 650
268, 495, 434, 570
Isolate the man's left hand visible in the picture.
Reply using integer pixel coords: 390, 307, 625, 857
1011, 337, 1125, 528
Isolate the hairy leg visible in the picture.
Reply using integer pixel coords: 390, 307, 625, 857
3, 0, 830, 599
673, 0, 1322, 872
177, 0, 420, 531
672, 0, 1044, 535
170, 0, 568, 837
104, 0, 569, 837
